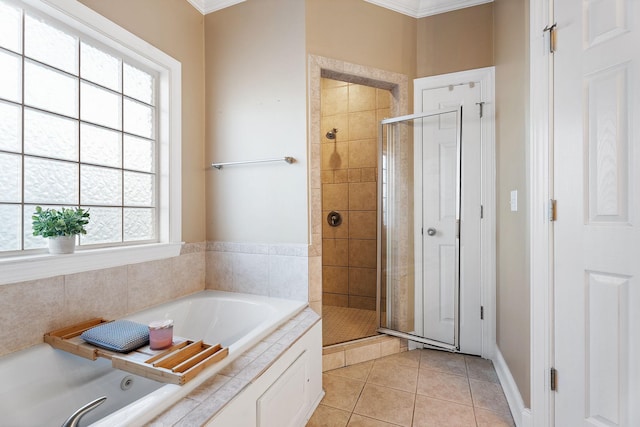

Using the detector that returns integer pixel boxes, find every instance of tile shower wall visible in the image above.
[321,78,390,311]
[0,243,206,358]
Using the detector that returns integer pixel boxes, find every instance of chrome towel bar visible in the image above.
[211,156,295,170]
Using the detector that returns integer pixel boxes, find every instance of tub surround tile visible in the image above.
[147,398,200,426]
[0,277,65,355]
[187,374,231,403]
[64,266,129,323]
[0,244,207,358]
[151,308,321,426]
[127,259,174,312]
[206,241,311,301]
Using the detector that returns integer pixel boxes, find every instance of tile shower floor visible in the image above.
[307,349,515,427]
[322,305,378,346]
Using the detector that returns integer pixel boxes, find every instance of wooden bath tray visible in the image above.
[44,318,229,385]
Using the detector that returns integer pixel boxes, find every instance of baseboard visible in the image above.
[493,346,531,427]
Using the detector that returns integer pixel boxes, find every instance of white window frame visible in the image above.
[0,0,182,285]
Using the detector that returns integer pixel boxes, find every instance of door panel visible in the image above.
[554,0,640,424]
[419,83,483,354]
[422,107,459,345]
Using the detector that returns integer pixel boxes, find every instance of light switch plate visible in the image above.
[510,190,518,212]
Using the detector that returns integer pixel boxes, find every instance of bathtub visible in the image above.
[0,290,309,426]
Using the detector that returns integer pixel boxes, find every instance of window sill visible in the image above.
[0,242,183,286]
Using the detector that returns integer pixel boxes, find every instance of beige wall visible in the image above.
[306,0,417,78]
[79,0,206,243]
[417,3,494,77]
[204,0,308,244]
[494,0,531,406]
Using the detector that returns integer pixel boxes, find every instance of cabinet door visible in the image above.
[257,351,308,427]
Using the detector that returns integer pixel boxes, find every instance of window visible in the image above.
[0,0,181,284]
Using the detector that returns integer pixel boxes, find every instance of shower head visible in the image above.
[326,128,338,140]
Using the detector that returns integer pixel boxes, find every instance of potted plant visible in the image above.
[32,206,90,254]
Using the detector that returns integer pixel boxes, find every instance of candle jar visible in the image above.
[148,319,173,350]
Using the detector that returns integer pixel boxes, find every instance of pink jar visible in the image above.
[148,319,173,350]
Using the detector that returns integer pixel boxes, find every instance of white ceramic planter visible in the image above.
[48,236,76,254]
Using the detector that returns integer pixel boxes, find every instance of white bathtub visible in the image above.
[0,290,307,427]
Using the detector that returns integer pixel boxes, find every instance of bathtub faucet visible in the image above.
[61,396,107,427]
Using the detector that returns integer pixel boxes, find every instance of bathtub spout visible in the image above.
[61,396,107,427]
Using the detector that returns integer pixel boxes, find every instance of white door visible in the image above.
[554,0,640,425]
[415,79,483,354]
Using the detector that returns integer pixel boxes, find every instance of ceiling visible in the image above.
[185,0,493,17]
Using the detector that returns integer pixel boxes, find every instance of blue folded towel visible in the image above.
[81,320,149,353]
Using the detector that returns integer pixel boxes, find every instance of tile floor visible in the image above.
[307,349,515,427]
[322,305,378,346]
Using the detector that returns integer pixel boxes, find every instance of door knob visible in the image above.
[426,227,436,236]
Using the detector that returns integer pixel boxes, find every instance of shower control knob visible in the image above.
[426,227,437,236]
[327,211,342,227]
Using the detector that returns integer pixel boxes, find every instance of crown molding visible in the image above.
[364,0,493,18]
[185,0,246,15]
[186,0,491,17]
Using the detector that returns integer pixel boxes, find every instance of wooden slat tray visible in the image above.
[44,318,229,385]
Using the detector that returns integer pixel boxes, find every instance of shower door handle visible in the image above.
[426,227,437,236]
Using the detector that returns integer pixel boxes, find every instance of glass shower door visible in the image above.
[377,107,462,351]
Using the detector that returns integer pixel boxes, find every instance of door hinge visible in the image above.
[476,101,485,118]
[550,367,558,391]
[480,306,484,320]
[456,219,460,238]
[548,199,557,221]
[543,23,557,53]
[480,204,484,219]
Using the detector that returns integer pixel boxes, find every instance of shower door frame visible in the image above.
[376,107,463,352]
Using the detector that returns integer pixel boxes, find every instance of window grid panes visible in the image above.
[0,0,158,254]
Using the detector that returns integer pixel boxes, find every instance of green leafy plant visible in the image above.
[32,206,90,238]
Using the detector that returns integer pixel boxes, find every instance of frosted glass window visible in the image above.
[81,82,122,130]
[81,165,122,206]
[123,99,153,138]
[81,123,122,168]
[0,50,22,103]
[81,207,122,245]
[25,13,78,74]
[81,42,121,92]
[24,157,78,204]
[25,61,78,117]
[2,0,163,255]
[124,171,154,206]
[24,109,78,161]
[0,204,21,251]
[124,134,154,172]
[23,204,49,250]
[124,63,154,105]
[124,208,154,241]
[0,1,22,53]
[0,100,21,153]
[0,152,21,202]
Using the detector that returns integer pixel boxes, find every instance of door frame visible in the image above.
[413,67,496,359]
[529,0,554,426]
